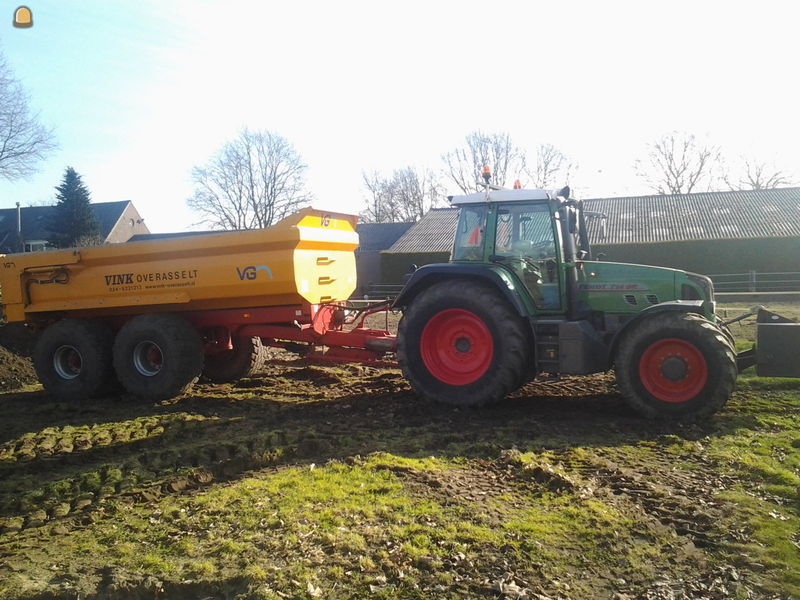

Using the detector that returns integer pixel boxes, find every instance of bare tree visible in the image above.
[636,132,722,195]
[390,166,442,221]
[361,170,396,224]
[360,166,442,223]
[187,129,311,230]
[724,157,794,190]
[0,52,57,181]
[442,131,525,193]
[523,143,572,188]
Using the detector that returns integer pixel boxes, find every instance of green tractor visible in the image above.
[393,179,799,419]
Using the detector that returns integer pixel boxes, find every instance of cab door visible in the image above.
[493,202,562,311]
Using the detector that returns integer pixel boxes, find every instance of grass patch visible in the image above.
[704,358,800,596]
[0,452,686,598]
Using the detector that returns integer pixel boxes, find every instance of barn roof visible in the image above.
[385,187,800,253]
[355,222,413,253]
[585,187,800,244]
[387,208,459,253]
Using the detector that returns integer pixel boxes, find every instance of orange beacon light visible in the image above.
[13,6,33,28]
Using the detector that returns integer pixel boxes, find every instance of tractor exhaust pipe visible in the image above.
[558,203,580,320]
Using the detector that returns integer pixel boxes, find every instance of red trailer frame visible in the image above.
[180,301,398,367]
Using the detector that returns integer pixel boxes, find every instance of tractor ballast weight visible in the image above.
[754,309,800,378]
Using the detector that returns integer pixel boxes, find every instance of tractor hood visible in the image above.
[575,260,714,316]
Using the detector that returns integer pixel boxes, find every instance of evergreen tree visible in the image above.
[48,167,101,248]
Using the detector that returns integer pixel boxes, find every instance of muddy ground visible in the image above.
[0,307,798,599]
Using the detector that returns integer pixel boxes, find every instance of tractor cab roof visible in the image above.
[448,188,558,206]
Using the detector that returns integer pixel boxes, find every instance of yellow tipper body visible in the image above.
[0,208,358,323]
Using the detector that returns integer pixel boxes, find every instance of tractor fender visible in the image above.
[392,263,531,318]
[607,300,706,368]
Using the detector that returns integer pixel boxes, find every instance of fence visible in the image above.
[356,273,800,299]
[709,271,800,293]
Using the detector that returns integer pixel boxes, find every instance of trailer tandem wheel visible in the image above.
[33,319,116,401]
[202,336,266,383]
[113,313,204,401]
[397,280,529,407]
[615,312,737,420]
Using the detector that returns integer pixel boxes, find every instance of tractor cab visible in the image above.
[450,186,584,312]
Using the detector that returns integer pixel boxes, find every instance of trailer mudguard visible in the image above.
[392,263,535,317]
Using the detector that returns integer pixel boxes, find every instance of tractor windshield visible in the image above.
[453,204,488,260]
[494,203,555,258]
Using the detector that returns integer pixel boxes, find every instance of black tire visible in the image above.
[397,280,530,407]
[615,312,737,420]
[33,319,116,401]
[202,336,266,383]
[113,313,204,401]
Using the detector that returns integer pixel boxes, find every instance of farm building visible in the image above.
[586,188,800,275]
[0,201,150,253]
[380,188,800,289]
[380,208,459,284]
[354,221,413,297]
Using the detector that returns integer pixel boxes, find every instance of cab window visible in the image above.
[453,204,488,260]
[494,203,556,260]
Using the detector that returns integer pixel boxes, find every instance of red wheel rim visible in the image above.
[420,309,493,385]
[639,338,708,403]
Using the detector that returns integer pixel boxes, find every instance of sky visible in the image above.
[0,0,798,233]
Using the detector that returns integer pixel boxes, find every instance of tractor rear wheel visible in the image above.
[33,319,116,401]
[615,312,736,419]
[202,336,266,383]
[113,314,204,401]
[397,280,529,407]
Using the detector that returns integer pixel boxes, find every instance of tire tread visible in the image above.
[397,280,529,407]
[615,312,736,420]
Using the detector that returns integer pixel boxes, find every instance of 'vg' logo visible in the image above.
[236,265,273,280]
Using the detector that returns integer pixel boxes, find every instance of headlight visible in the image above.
[683,273,714,302]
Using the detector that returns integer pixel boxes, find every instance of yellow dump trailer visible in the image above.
[0,208,394,402]
[0,208,358,323]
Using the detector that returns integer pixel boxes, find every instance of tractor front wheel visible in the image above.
[397,280,529,407]
[615,312,737,419]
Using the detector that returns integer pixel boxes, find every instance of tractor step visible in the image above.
[534,321,561,373]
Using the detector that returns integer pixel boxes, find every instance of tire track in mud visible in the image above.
[0,423,299,533]
[0,363,418,536]
[0,358,748,595]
